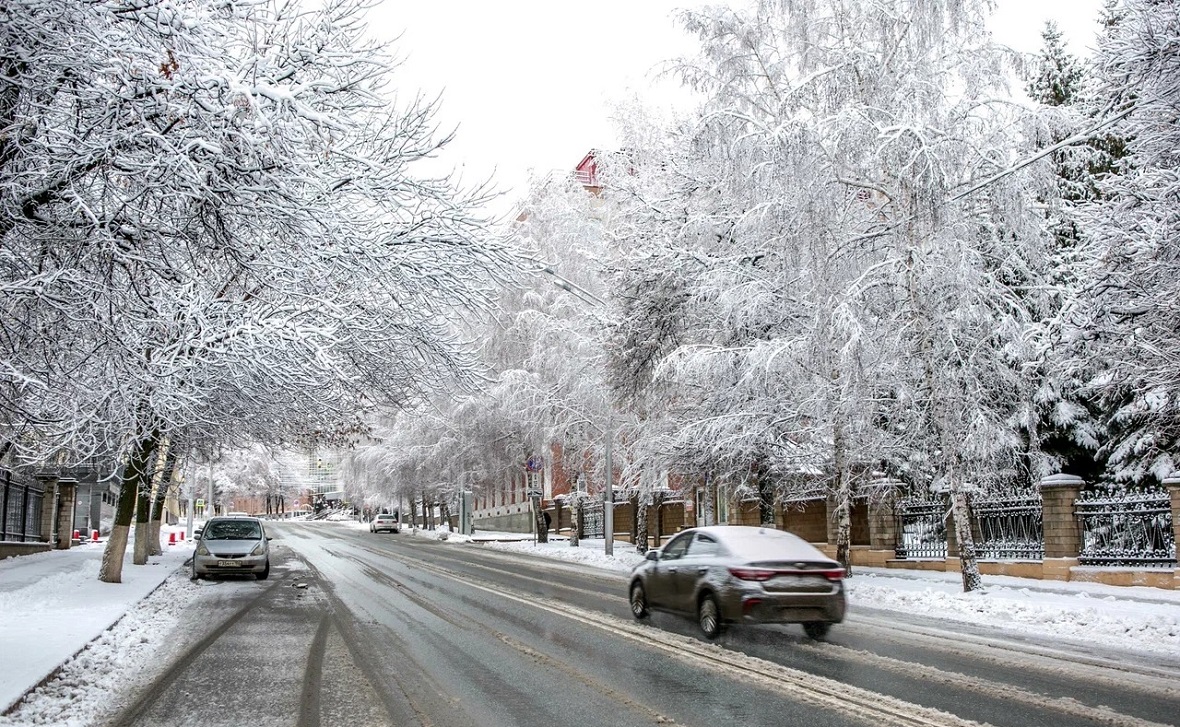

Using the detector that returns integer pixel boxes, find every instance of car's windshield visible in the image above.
[204,520,262,540]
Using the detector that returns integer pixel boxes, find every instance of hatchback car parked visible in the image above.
[370,513,399,533]
[191,516,271,580]
[628,526,846,639]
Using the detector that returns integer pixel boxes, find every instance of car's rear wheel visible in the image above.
[256,561,270,581]
[698,593,723,639]
[803,622,831,640]
[630,581,650,619]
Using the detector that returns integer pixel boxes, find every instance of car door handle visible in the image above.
[668,567,678,574]
[697,567,708,575]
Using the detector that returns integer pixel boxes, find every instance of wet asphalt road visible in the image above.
[111,523,1180,727]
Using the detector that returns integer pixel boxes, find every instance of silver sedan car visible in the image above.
[191,516,271,580]
[628,525,846,639]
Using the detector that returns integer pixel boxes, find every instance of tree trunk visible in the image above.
[950,472,983,592]
[702,474,715,526]
[635,495,649,554]
[533,497,548,543]
[833,419,853,576]
[653,491,664,548]
[100,429,160,583]
[132,455,156,565]
[568,479,581,547]
[147,445,179,557]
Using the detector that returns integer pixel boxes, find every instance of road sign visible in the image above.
[195,498,205,508]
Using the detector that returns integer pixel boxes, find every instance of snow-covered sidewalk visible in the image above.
[0,531,192,715]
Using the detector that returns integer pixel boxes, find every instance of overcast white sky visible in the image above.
[363,0,1107,218]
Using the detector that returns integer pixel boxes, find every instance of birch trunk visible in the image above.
[702,474,715,526]
[568,477,581,547]
[950,471,983,592]
[99,429,160,583]
[833,419,853,576]
[147,446,179,557]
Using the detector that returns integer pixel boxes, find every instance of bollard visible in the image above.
[73,530,80,541]
[168,531,177,545]
[91,529,100,542]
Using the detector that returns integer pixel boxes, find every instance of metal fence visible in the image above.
[582,501,604,539]
[973,493,1044,561]
[2,472,44,543]
[1076,487,1176,568]
[895,497,948,560]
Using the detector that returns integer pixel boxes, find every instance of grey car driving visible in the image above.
[628,525,846,640]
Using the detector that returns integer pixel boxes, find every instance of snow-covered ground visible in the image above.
[2,519,1178,726]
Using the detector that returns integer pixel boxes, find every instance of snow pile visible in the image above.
[846,573,1180,657]
[479,535,647,571]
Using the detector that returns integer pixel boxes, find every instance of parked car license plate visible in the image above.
[217,560,241,567]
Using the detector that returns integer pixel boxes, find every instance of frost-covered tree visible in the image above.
[1018,21,1117,485]
[0,0,511,582]
[1070,0,1180,484]
[606,0,1058,590]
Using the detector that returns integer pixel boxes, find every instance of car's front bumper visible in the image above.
[193,552,268,576]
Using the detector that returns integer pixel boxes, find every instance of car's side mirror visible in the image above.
[646,550,660,562]
[266,537,273,541]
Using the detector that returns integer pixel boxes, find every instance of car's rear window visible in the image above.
[204,520,262,540]
[719,529,826,561]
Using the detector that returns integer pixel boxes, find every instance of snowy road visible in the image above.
[100,523,1180,727]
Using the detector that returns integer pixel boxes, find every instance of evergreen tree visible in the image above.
[1070,0,1180,484]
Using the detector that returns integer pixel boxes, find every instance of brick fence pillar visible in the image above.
[55,480,77,548]
[37,475,58,545]
[1039,473,1085,582]
[1162,473,1180,589]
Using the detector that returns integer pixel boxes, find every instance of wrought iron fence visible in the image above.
[973,493,1044,560]
[2,472,45,543]
[1076,487,1176,568]
[895,497,948,560]
[582,500,604,539]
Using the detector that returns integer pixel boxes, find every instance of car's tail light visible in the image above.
[742,597,763,613]
[728,567,776,581]
[821,568,847,581]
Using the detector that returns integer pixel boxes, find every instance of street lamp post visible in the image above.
[535,262,617,556]
[603,421,613,557]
